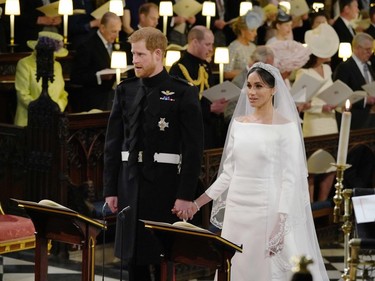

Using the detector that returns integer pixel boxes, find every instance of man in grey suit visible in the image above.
[333,33,375,129]
[70,12,121,112]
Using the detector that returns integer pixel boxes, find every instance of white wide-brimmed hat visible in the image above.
[27,31,68,57]
[307,149,337,174]
[304,23,339,59]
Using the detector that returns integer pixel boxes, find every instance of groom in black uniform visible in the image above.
[103,27,204,281]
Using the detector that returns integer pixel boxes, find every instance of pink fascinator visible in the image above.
[268,40,311,73]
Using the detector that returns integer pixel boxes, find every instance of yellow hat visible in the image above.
[27,31,68,57]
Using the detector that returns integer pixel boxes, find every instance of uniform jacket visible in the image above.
[14,53,68,126]
[169,51,226,149]
[103,69,204,263]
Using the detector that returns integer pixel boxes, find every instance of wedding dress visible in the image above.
[206,119,329,281]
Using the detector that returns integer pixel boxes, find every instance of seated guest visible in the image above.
[169,26,228,149]
[333,32,375,129]
[70,12,122,112]
[14,31,68,126]
[224,8,263,80]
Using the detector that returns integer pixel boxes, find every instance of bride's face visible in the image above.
[246,71,274,108]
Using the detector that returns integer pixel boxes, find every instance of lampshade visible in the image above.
[111,51,127,69]
[109,0,124,16]
[239,2,253,16]
[58,0,73,15]
[312,2,324,12]
[279,1,291,14]
[338,42,352,61]
[5,0,20,15]
[214,47,229,64]
[165,50,181,67]
[202,1,216,17]
[159,1,173,16]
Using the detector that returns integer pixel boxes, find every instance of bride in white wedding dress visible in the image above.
[190,63,329,281]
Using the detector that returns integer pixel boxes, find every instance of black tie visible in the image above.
[127,86,147,180]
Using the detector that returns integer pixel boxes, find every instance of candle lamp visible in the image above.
[5,0,20,48]
[279,1,291,14]
[312,2,324,12]
[111,51,127,86]
[214,47,229,84]
[338,43,352,62]
[202,1,216,29]
[333,99,352,223]
[109,0,124,16]
[165,50,181,70]
[58,0,73,46]
[239,1,253,16]
[159,1,173,35]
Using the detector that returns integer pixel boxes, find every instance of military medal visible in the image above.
[158,118,169,131]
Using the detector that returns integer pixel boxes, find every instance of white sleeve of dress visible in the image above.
[205,125,235,200]
[278,123,301,214]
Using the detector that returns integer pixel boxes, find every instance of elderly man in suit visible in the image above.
[70,12,121,112]
[331,0,359,71]
[333,33,375,129]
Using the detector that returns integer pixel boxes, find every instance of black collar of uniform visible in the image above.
[183,51,209,66]
[141,69,169,88]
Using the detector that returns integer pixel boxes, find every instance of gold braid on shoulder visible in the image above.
[178,63,209,98]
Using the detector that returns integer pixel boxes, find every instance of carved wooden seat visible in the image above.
[0,203,35,254]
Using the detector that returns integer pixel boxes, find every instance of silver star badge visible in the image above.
[158,118,169,131]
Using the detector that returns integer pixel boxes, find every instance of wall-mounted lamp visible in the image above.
[214,47,229,84]
[202,1,216,29]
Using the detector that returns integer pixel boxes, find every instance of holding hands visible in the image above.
[171,199,200,221]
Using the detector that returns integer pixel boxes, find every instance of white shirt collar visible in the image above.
[97,30,109,47]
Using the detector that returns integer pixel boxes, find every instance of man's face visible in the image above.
[354,39,374,62]
[193,32,214,61]
[139,7,159,28]
[132,40,161,78]
[99,18,122,43]
[345,0,359,21]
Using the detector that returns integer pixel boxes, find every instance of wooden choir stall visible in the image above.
[142,220,242,281]
[13,199,106,281]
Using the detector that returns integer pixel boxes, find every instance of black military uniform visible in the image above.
[169,51,227,149]
[103,68,204,279]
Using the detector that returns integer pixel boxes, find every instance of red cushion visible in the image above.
[0,215,35,241]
